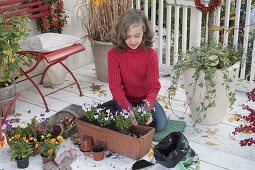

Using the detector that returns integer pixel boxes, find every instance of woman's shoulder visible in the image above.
[108,47,122,57]
[145,48,158,58]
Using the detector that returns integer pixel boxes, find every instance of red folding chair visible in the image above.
[0,93,21,144]
[0,0,85,112]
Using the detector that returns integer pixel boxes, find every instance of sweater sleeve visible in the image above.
[145,50,161,108]
[107,50,132,111]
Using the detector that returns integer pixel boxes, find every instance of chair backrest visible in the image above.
[0,0,48,32]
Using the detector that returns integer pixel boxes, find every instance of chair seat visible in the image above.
[19,43,85,63]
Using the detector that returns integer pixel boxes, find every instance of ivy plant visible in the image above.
[167,40,242,126]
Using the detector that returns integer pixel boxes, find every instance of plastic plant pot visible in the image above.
[92,145,104,161]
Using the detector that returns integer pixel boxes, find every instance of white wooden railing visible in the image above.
[134,0,255,92]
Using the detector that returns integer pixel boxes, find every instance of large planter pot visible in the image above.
[91,40,113,83]
[0,83,16,118]
[75,118,155,160]
[183,63,240,125]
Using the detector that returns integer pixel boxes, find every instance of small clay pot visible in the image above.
[41,155,55,164]
[92,145,104,161]
[80,135,93,152]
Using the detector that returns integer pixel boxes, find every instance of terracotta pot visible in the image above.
[80,135,93,152]
[75,118,155,160]
[16,157,29,169]
[92,145,104,161]
[41,155,55,164]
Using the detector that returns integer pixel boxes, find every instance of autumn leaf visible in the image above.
[207,128,219,135]
[206,141,219,147]
[241,130,253,134]
[180,84,184,89]
[164,104,171,109]
[13,113,22,117]
[228,115,240,122]
[156,96,164,101]
[43,84,54,89]
[201,135,209,138]
[89,83,103,92]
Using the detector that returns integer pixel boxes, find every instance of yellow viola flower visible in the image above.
[9,57,15,63]
[57,136,64,143]
[47,149,53,155]
[50,138,56,145]
[46,134,51,138]
[35,143,39,149]
[5,48,13,56]
[15,134,21,139]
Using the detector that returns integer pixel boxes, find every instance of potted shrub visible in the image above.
[169,40,242,126]
[0,14,34,116]
[233,88,255,146]
[78,0,132,82]
[9,134,34,168]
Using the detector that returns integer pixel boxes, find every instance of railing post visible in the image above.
[189,8,202,49]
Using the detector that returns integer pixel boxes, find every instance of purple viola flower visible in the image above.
[6,124,12,131]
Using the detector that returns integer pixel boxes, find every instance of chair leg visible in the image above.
[0,92,21,145]
[1,93,21,126]
[60,61,83,96]
[21,68,50,112]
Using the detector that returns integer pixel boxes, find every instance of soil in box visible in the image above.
[75,118,155,160]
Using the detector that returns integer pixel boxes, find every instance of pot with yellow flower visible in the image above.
[38,136,65,164]
[9,134,34,169]
[0,14,34,117]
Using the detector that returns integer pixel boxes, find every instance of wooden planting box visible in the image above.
[75,118,155,160]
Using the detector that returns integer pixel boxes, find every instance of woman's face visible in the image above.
[125,24,143,50]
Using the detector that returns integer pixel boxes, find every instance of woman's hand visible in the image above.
[129,111,138,126]
[146,116,153,125]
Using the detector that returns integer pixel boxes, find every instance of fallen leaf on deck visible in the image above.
[13,113,22,117]
[89,83,103,92]
[201,135,209,138]
[147,150,154,158]
[207,128,219,135]
[164,104,171,109]
[206,141,219,147]
[188,113,192,118]
[43,84,54,89]
[228,134,235,140]
[241,130,253,134]
[98,90,107,97]
[180,84,184,89]
[156,96,164,101]
[228,115,240,122]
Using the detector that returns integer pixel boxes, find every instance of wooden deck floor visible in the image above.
[1,63,254,170]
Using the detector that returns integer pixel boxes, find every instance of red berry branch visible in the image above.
[233,88,255,146]
[194,0,222,13]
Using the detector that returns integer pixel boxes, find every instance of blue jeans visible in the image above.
[115,100,168,132]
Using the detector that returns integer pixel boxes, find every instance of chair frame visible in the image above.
[0,0,85,112]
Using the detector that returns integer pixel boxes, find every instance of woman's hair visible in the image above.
[111,9,154,51]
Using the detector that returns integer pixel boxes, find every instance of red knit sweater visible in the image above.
[107,47,161,111]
